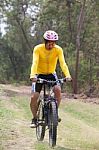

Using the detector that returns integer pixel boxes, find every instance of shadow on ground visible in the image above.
[35,141,76,150]
[56,146,75,150]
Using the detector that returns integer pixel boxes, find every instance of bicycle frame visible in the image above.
[41,82,58,125]
[36,78,68,147]
[43,82,54,98]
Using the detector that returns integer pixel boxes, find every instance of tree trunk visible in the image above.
[15,17,32,52]
[73,0,86,94]
[67,1,73,42]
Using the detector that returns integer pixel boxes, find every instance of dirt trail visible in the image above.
[0,84,38,150]
[0,84,58,150]
[0,84,99,150]
[1,128,36,150]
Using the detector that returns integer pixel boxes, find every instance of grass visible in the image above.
[0,85,99,150]
[59,100,99,149]
[0,95,36,150]
[60,100,99,129]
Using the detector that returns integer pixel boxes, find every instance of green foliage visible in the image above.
[0,0,98,95]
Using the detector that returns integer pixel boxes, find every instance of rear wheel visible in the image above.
[36,100,46,141]
[48,100,58,147]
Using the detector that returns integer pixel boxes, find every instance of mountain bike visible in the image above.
[36,78,66,147]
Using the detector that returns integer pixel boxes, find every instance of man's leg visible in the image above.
[53,85,61,107]
[53,85,61,122]
[30,92,40,118]
[30,92,40,128]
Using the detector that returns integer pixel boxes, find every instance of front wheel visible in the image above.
[36,100,46,141]
[48,100,58,147]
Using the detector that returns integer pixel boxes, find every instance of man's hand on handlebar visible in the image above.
[65,77,72,82]
[30,75,72,83]
[30,77,37,82]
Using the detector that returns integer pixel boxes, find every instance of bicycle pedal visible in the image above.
[38,121,45,126]
[58,118,61,122]
[46,127,49,131]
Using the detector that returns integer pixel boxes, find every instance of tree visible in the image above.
[0,0,98,96]
[0,0,40,81]
[73,0,86,94]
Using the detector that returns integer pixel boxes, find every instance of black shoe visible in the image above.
[30,118,37,128]
[58,117,61,122]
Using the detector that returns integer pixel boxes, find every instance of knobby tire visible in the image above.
[48,100,58,147]
[36,100,46,141]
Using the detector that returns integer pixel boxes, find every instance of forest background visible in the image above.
[0,0,99,96]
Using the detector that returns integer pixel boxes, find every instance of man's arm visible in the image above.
[30,47,39,79]
[58,48,71,78]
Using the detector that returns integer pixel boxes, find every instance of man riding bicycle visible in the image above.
[30,30,72,128]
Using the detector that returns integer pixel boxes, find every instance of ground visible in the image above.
[0,84,99,150]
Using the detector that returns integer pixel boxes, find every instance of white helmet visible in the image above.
[43,30,58,41]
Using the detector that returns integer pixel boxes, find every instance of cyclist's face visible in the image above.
[45,41,55,50]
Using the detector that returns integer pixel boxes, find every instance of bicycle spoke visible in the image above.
[48,100,58,147]
[36,100,46,141]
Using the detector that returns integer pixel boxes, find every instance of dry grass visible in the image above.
[0,84,99,150]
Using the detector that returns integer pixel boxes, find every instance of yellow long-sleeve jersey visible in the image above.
[30,44,71,78]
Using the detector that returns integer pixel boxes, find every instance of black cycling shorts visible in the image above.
[31,73,58,93]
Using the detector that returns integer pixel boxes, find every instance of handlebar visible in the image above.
[37,78,71,84]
